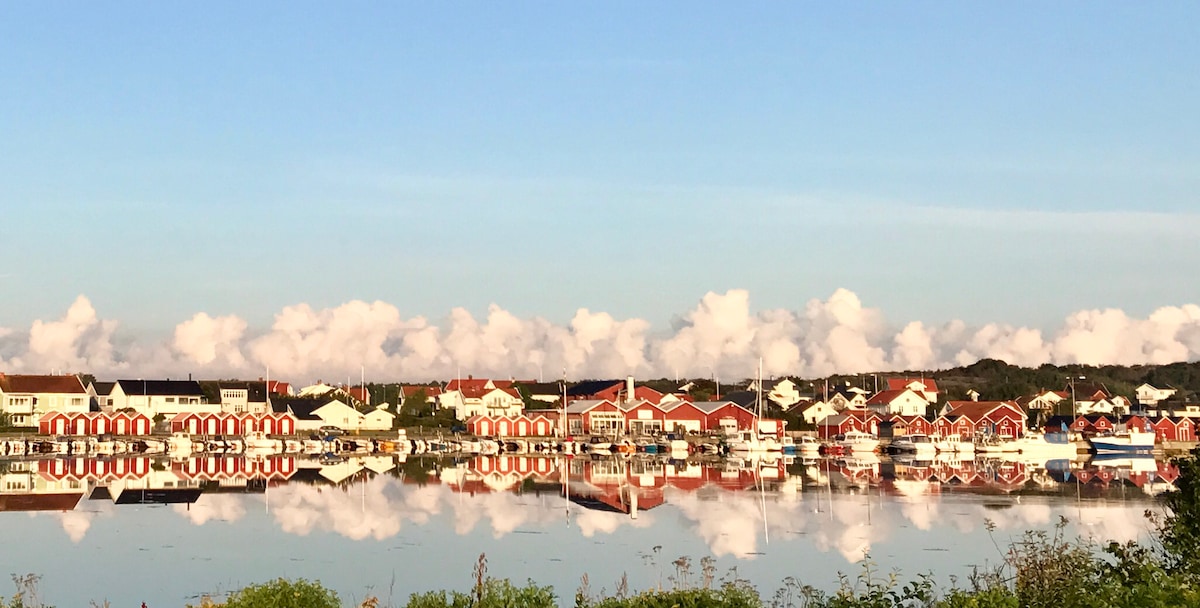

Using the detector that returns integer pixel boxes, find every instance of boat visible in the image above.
[934,434,975,454]
[244,431,283,453]
[835,431,880,453]
[888,434,936,457]
[1007,431,1079,458]
[796,435,822,456]
[727,430,782,453]
[1090,428,1156,454]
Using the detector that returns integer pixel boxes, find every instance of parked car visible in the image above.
[318,425,346,436]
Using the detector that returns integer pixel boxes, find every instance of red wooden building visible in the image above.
[38,411,152,436]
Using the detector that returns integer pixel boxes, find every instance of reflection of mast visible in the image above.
[757,457,768,545]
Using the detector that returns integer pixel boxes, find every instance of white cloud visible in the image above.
[5,291,1200,383]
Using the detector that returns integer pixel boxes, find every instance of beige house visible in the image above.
[0,374,90,428]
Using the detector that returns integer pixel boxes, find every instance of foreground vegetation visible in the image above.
[7,449,1200,607]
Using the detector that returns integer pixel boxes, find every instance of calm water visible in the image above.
[0,453,1174,607]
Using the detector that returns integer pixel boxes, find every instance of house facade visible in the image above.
[0,374,89,428]
[1135,384,1178,406]
[109,380,215,419]
[864,389,928,417]
[940,401,1026,439]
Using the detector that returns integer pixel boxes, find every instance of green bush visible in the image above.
[219,578,339,608]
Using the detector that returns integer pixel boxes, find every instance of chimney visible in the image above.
[626,376,635,404]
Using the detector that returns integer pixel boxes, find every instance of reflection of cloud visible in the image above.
[174,493,247,525]
[57,510,95,543]
[669,490,767,558]
[139,469,1162,570]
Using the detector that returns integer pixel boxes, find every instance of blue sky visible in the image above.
[3,3,1197,334]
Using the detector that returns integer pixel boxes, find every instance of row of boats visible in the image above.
[820,428,1159,458]
[0,427,1159,461]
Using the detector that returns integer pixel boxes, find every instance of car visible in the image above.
[318,425,346,436]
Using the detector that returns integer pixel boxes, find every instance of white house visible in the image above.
[1076,395,1131,417]
[0,374,90,428]
[109,379,217,419]
[865,389,928,417]
[790,399,839,426]
[747,378,803,409]
[1135,383,1178,406]
[827,387,869,411]
[886,378,940,404]
[362,405,396,431]
[1017,390,1068,412]
[203,381,270,415]
[441,386,524,421]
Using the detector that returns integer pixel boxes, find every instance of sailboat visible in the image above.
[727,359,783,453]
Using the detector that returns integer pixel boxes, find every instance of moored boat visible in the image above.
[1090,428,1156,454]
[835,431,879,453]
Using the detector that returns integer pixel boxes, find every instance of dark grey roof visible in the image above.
[514,381,565,396]
[115,379,205,397]
[721,390,758,408]
[92,382,115,396]
[566,380,623,397]
[271,396,324,420]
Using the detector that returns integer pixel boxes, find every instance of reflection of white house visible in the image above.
[0,374,89,428]
[109,380,217,419]
[865,389,928,417]
[1136,383,1178,406]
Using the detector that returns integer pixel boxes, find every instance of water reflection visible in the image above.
[0,452,1178,606]
[2,453,1174,547]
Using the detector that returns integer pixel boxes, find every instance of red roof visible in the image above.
[446,378,496,392]
[401,385,442,398]
[0,374,86,394]
[886,378,939,393]
[865,389,909,405]
[266,380,290,394]
[943,401,1024,422]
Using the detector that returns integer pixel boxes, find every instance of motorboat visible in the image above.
[835,431,880,453]
[888,434,936,457]
[727,430,782,453]
[1090,428,1156,454]
[796,435,822,456]
[934,434,975,454]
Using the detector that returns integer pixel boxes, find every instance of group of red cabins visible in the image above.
[37,411,298,437]
[818,400,1200,442]
[466,398,769,438]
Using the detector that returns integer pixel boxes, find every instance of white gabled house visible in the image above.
[441,385,524,421]
[789,399,838,425]
[827,386,869,411]
[747,378,803,409]
[362,405,396,431]
[1135,383,1178,406]
[886,378,940,404]
[865,388,928,417]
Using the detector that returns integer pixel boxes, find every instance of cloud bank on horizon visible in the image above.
[3,289,1200,383]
